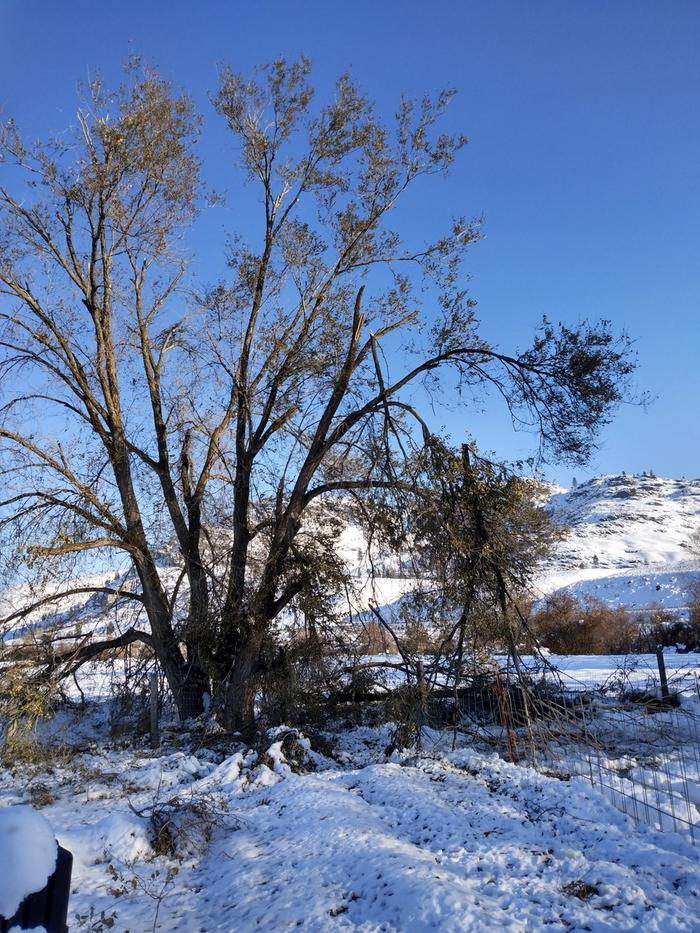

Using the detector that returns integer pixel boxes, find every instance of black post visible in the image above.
[1,845,73,933]
[656,645,669,700]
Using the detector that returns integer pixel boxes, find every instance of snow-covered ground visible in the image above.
[531,651,700,694]
[1,719,699,932]
[535,563,700,615]
[546,474,700,570]
[3,474,700,929]
[2,649,700,930]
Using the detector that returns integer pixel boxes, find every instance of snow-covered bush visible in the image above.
[636,605,700,652]
[146,793,223,860]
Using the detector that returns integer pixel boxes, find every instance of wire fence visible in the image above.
[550,693,700,844]
[431,659,700,846]
[90,644,700,846]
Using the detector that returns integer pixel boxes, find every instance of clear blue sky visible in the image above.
[1,0,698,487]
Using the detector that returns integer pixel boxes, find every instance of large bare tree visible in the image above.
[0,59,634,731]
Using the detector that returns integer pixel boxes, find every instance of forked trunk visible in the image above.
[149,620,208,721]
[135,557,208,722]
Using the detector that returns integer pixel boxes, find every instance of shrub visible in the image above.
[145,792,224,860]
[531,594,636,654]
[358,621,392,655]
[0,661,57,763]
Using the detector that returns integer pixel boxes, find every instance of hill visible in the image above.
[536,473,700,616]
[4,472,700,645]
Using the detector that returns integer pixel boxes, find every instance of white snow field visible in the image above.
[1,720,699,932]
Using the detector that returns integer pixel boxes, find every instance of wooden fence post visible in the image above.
[416,659,427,748]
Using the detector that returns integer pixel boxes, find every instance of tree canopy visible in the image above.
[0,58,635,731]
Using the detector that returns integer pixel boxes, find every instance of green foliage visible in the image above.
[370,438,557,652]
[518,319,638,463]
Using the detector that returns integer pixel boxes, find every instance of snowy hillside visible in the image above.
[336,472,700,617]
[337,472,700,617]
[536,473,700,614]
[4,473,700,645]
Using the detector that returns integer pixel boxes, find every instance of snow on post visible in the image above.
[0,805,58,920]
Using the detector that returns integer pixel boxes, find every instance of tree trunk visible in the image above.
[221,633,263,737]
[176,657,210,720]
[133,555,207,721]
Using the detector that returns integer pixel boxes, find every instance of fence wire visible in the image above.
[148,649,700,845]
[429,661,700,846]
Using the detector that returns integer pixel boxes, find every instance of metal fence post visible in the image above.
[655,646,669,700]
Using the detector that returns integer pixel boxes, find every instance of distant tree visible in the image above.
[688,528,700,558]
[571,477,578,488]
[0,59,636,732]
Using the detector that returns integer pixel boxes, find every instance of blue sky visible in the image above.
[1,0,698,487]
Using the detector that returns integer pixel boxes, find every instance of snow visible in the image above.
[546,474,700,568]
[537,474,700,614]
[0,805,57,919]
[528,651,700,693]
[537,563,700,617]
[0,724,698,931]
[2,473,700,928]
